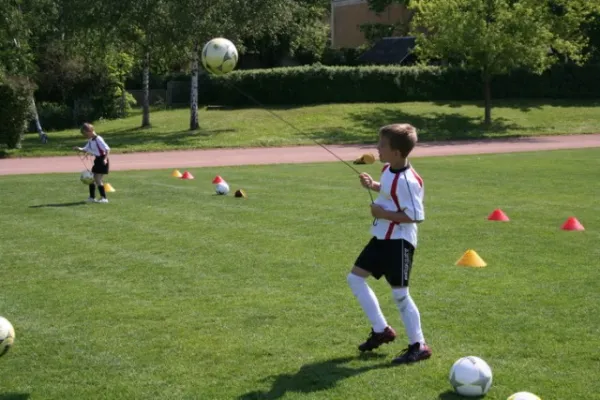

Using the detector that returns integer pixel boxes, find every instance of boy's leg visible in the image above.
[385,240,431,364]
[95,174,106,198]
[349,238,396,351]
[94,174,108,202]
[88,183,96,201]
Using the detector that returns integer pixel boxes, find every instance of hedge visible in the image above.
[0,76,34,149]
[164,63,600,106]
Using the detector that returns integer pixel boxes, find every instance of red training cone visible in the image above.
[181,171,194,180]
[561,217,585,231]
[212,175,224,184]
[488,209,510,222]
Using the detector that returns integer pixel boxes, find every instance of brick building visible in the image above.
[330,0,412,48]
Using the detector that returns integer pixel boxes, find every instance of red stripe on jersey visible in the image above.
[385,172,402,239]
[93,138,106,156]
[381,164,390,173]
[384,223,396,239]
[410,167,423,187]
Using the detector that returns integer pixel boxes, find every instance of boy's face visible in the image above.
[81,127,93,138]
[377,134,400,163]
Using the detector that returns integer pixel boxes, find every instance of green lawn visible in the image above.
[1,148,599,399]
[3,99,600,158]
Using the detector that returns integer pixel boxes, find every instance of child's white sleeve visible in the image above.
[97,137,110,152]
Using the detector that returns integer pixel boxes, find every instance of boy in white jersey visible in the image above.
[348,123,431,365]
[72,123,111,203]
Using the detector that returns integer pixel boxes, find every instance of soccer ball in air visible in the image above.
[449,356,493,397]
[215,182,230,195]
[507,392,542,400]
[80,170,94,185]
[201,37,239,75]
[0,316,15,357]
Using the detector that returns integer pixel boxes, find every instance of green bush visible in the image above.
[37,102,72,131]
[0,76,34,149]
[191,63,600,106]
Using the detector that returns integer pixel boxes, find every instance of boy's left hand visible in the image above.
[370,204,387,219]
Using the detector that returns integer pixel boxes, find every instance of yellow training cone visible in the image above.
[455,249,487,268]
[172,169,183,178]
[352,153,376,165]
[362,153,376,164]
[104,183,116,192]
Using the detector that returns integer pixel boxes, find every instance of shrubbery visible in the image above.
[177,63,600,106]
[0,76,34,149]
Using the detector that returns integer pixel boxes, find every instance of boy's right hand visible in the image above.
[359,173,373,189]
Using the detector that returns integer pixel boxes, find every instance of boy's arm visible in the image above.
[369,181,381,192]
[370,178,424,223]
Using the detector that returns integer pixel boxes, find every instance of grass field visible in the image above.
[1,148,599,400]
[3,99,600,158]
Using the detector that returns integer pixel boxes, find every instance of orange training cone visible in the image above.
[561,217,585,231]
[456,249,487,268]
[212,175,224,184]
[104,183,116,192]
[181,171,194,180]
[171,169,183,178]
[488,209,509,221]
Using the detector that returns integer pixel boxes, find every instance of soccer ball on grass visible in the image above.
[201,37,239,75]
[449,356,493,397]
[0,316,15,357]
[80,170,94,185]
[215,182,230,195]
[507,392,542,400]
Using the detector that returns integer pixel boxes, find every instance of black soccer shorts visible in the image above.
[354,237,415,287]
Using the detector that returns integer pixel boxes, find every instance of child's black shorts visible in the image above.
[91,156,109,175]
[354,237,415,287]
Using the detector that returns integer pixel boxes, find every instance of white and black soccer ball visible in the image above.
[449,356,493,397]
[80,170,94,185]
[0,316,15,357]
[201,37,239,76]
[507,392,542,400]
[215,182,230,195]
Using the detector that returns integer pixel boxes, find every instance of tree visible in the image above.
[241,0,330,67]
[100,0,174,128]
[409,0,596,126]
[0,0,50,143]
[360,0,415,43]
[172,0,292,131]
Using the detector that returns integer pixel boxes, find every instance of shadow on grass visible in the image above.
[305,107,534,145]
[29,201,87,208]
[5,127,239,158]
[0,394,30,400]
[430,98,600,113]
[237,354,395,400]
[438,390,486,399]
[103,128,238,146]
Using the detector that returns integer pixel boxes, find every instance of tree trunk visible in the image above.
[189,41,199,131]
[120,77,127,118]
[483,73,492,127]
[29,95,48,143]
[141,50,151,127]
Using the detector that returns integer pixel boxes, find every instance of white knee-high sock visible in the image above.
[347,273,388,332]
[392,287,425,345]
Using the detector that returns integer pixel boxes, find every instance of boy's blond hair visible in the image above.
[379,123,418,158]
[80,122,95,134]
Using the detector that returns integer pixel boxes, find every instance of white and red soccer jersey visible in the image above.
[83,135,110,157]
[371,163,424,247]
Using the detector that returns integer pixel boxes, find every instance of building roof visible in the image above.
[357,36,417,65]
